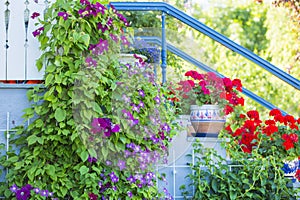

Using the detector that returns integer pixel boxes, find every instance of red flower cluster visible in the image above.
[225,108,300,153]
[173,70,244,115]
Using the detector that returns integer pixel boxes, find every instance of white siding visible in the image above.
[0,1,46,80]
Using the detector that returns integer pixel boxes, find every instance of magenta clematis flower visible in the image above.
[88,155,97,163]
[89,193,98,200]
[109,33,118,43]
[58,12,69,20]
[97,23,108,33]
[107,17,113,26]
[32,27,44,37]
[31,12,40,19]
[93,2,106,15]
[80,0,90,5]
[90,117,120,137]
[121,36,130,46]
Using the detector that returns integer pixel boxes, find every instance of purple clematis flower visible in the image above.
[10,184,18,193]
[85,57,97,68]
[40,190,49,197]
[138,101,145,108]
[138,89,145,97]
[33,188,40,194]
[58,12,69,20]
[117,160,126,170]
[161,123,171,132]
[131,104,140,113]
[126,175,136,183]
[15,185,32,200]
[109,172,119,183]
[88,155,97,163]
[127,191,133,198]
[153,96,160,104]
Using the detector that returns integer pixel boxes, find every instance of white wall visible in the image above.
[0,1,46,80]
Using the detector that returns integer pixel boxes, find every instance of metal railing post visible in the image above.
[161,12,167,84]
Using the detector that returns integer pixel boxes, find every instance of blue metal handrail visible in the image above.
[141,36,287,115]
[111,2,300,90]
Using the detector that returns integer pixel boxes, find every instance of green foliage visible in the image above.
[0,0,178,199]
[181,140,300,200]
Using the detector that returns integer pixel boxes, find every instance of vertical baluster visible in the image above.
[4,0,10,81]
[6,112,10,175]
[161,12,167,84]
[24,0,30,82]
[44,0,50,18]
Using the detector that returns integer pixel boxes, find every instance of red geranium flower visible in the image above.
[246,110,260,120]
[269,108,282,117]
[295,169,300,181]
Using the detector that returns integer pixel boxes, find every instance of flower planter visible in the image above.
[190,104,226,137]
[119,53,147,64]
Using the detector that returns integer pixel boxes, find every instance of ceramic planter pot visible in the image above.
[190,104,226,137]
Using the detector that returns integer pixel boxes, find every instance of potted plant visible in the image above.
[224,108,300,175]
[180,108,300,199]
[171,70,244,137]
